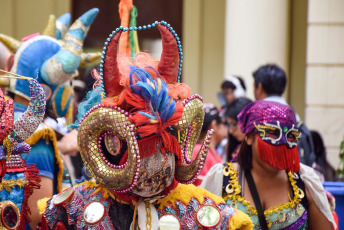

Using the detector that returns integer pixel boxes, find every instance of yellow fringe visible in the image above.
[37,197,50,215]
[157,184,225,210]
[228,209,254,230]
[25,127,64,193]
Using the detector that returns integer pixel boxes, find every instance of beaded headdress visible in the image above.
[238,100,300,172]
[78,21,212,193]
[0,9,99,123]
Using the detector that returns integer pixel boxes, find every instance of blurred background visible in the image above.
[0,0,343,172]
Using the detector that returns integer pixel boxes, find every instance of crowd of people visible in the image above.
[0,1,340,230]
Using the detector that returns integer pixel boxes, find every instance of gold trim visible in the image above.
[0,200,20,229]
[64,34,83,45]
[0,69,32,80]
[223,163,303,217]
[0,178,28,192]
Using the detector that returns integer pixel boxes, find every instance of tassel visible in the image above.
[19,162,41,230]
[256,134,300,172]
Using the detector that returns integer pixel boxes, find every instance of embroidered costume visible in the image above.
[0,76,46,229]
[40,5,253,228]
[0,9,100,194]
[201,101,336,229]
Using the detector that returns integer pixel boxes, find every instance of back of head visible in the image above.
[310,130,326,161]
[224,97,252,121]
[253,64,287,96]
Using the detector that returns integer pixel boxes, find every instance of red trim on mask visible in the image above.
[256,134,300,172]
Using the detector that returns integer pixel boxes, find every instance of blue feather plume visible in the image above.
[129,66,177,123]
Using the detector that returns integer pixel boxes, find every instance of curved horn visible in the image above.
[0,34,22,53]
[175,130,213,183]
[0,89,14,142]
[42,15,57,37]
[80,52,101,67]
[56,13,71,40]
[78,105,140,191]
[173,95,210,183]
[157,23,180,84]
[40,8,99,86]
[103,30,123,97]
[9,79,46,145]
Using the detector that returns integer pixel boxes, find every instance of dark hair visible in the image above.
[221,80,236,90]
[311,130,338,181]
[236,138,252,170]
[224,97,252,161]
[253,64,287,96]
[221,75,246,91]
[202,105,221,133]
[224,97,252,121]
[237,76,246,91]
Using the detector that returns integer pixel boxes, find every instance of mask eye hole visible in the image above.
[287,131,300,143]
[100,132,127,165]
[104,133,121,156]
[265,129,280,139]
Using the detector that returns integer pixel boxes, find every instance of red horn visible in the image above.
[157,23,179,84]
[103,30,123,97]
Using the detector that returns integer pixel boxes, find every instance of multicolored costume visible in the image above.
[201,101,336,229]
[41,17,253,230]
[0,9,99,193]
[0,76,46,229]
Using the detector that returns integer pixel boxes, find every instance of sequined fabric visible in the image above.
[237,101,296,135]
[10,79,46,145]
[78,105,140,191]
[175,95,204,163]
[0,89,13,143]
[44,184,115,230]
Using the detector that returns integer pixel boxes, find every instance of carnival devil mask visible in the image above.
[237,100,300,172]
[78,21,212,195]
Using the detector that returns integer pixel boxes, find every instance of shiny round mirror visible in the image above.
[1,204,19,230]
[104,133,121,156]
[196,205,221,228]
[159,214,181,230]
[83,201,105,225]
[53,187,74,205]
